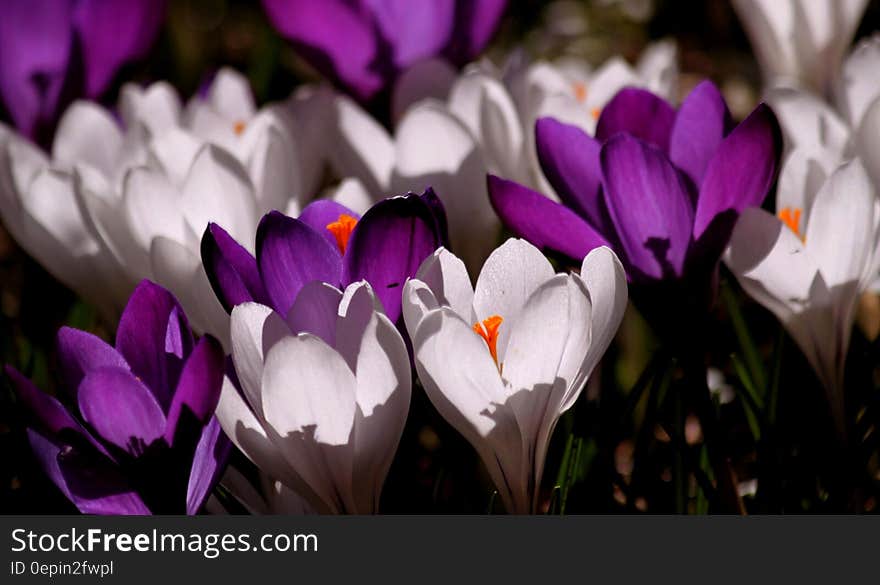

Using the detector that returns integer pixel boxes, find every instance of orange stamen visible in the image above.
[573,81,588,103]
[473,315,503,368]
[233,120,246,135]
[590,107,601,120]
[778,206,804,240]
[326,213,358,253]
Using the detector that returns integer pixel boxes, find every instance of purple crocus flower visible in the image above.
[5,280,230,515]
[0,0,166,143]
[261,0,507,105]
[201,190,448,325]
[488,81,782,338]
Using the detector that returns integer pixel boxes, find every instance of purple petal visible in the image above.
[342,192,443,322]
[287,281,343,346]
[72,0,166,98]
[186,417,232,515]
[669,80,732,190]
[362,0,455,68]
[201,223,269,313]
[164,336,226,447]
[419,187,451,248]
[692,103,782,241]
[115,280,187,409]
[535,117,610,229]
[600,134,694,280]
[0,0,74,138]
[56,327,128,396]
[256,211,343,316]
[488,175,609,264]
[261,0,385,102]
[445,0,507,64]
[595,87,676,152]
[77,367,167,457]
[6,366,93,445]
[298,199,361,251]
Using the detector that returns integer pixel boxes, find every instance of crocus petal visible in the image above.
[186,417,232,515]
[668,80,732,189]
[78,367,167,457]
[535,117,606,227]
[164,336,226,446]
[488,175,609,263]
[366,0,455,69]
[262,0,384,102]
[692,103,782,241]
[331,95,395,195]
[201,223,269,312]
[600,134,694,280]
[119,81,181,135]
[56,327,129,394]
[237,112,303,215]
[229,302,289,414]
[837,33,880,127]
[256,211,342,316]
[595,87,676,152]
[342,193,443,323]
[52,101,123,176]
[298,199,360,251]
[286,281,343,347]
[445,0,508,64]
[392,58,458,123]
[411,247,475,323]
[261,334,357,513]
[856,98,880,188]
[202,67,256,123]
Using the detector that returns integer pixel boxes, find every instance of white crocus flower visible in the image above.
[725,160,880,438]
[402,240,627,513]
[215,281,411,514]
[732,0,868,98]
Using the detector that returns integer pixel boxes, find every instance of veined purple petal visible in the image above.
[201,223,269,313]
[488,175,609,264]
[164,336,226,447]
[342,192,443,322]
[186,417,232,515]
[535,117,608,229]
[256,211,343,316]
[56,327,128,395]
[692,103,782,241]
[445,0,507,65]
[595,88,676,152]
[600,134,694,280]
[116,280,186,409]
[77,367,167,458]
[298,199,361,251]
[419,187,451,249]
[261,0,385,102]
[28,428,152,515]
[669,80,732,190]
[0,0,74,139]
[72,0,166,98]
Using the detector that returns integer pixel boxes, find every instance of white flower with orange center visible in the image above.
[402,239,627,513]
[725,159,880,438]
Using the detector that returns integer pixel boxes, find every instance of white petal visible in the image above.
[230,302,290,415]
[261,334,357,513]
[855,97,880,189]
[148,128,203,187]
[284,85,336,199]
[412,246,475,321]
[335,281,382,371]
[123,167,189,257]
[286,280,343,347]
[331,94,394,195]
[393,101,497,271]
[776,147,836,227]
[392,58,457,123]
[401,278,440,341]
[52,101,122,176]
[327,177,373,215]
[206,67,256,123]
[766,88,849,156]
[837,34,880,126]
[180,145,258,249]
[473,238,555,361]
[236,111,302,214]
[119,81,182,135]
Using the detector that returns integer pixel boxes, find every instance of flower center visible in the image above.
[778,206,804,241]
[572,81,588,103]
[233,120,246,135]
[473,315,503,370]
[590,107,601,121]
[326,213,358,253]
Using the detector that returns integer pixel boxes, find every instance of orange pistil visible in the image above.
[326,213,358,253]
[778,206,804,241]
[573,81,588,103]
[473,315,503,368]
[233,120,247,135]
[590,107,601,121]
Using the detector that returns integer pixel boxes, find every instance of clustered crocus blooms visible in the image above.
[402,240,627,513]
[0,0,166,144]
[201,190,448,327]
[261,0,507,108]
[488,81,782,340]
[216,281,411,514]
[725,160,880,438]
[5,280,229,514]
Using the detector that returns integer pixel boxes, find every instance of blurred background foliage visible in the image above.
[3,0,880,514]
